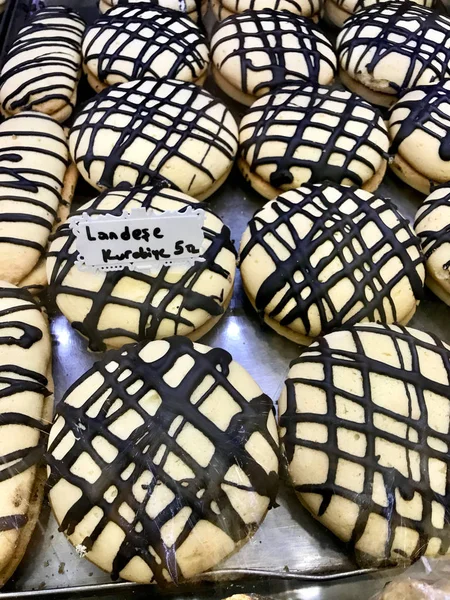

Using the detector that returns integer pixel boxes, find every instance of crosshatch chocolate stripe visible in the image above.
[415,187,450,270]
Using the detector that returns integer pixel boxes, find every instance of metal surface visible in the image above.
[1,0,450,598]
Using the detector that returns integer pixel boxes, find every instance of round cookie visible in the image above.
[47,336,279,584]
[99,0,206,23]
[82,5,209,93]
[69,78,238,200]
[388,82,450,195]
[337,2,450,107]
[239,183,425,345]
[0,7,85,122]
[325,0,436,29]
[47,184,237,352]
[211,0,322,21]
[210,10,337,106]
[239,83,389,200]
[415,186,450,306]
[279,323,450,565]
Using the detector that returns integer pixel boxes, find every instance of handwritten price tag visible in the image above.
[69,206,206,273]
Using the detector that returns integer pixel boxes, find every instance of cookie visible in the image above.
[380,579,450,600]
[69,79,238,200]
[212,0,321,21]
[99,0,206,22]
[47,184,237,351]
[0,7,85,123]
[325,0,436,29]
[0,283,52,587]
[239,83,389,200]
[388,82,450,195]
[47,336,279,584]
[82,5,210,93]
[337,2,450,107]
[279,323,450,565]
[0,112,77,286]
[415,186,450,306]
[210,10,337,106]
[239,183,425,345]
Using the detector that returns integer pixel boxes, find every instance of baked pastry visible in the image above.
[388,82,450,195]
[82,5,210,93]
[325,0,436,29]
[99,0,207,22]
[69,79,238,200]
[0,0,6,15]
[239,83,389,199]
[337,2,450,107]
[0,112,76,288]
[0,283,52,587]
[415,186,450,306]
[47,184,237,351]
[239,183,425,345]
[380,578,450,600]
[47,336,279,584]
[210,10,337,106]
[212,0,322,21]
[0,7,85,122]
[279,323,450,566]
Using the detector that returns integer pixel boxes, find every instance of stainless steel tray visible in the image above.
[1,0,450,597]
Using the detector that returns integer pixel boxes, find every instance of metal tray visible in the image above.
[1,0,450,597]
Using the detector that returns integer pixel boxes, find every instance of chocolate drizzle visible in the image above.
[47,336,279,583]
[334,0,435,15]
[69,78,238,196]
[0,7,85,116]
[415,186,450,270]
[83,5,209,86]
[0,112,69,264]
[240,183,425,337]
[223,0,321,17]
[280,324,450,562]
[102,0,203,23]
[48,184,237,352]
[211,10,337,97]
[337,2,450,96]
[0,286,50,534]
[240,83,389,189]
[390,82,450,161]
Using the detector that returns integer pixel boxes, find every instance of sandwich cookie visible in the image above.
[0,112,76,288]
[415,186,450,306]
[0,283,52,586]
[210,10,337,106]
[239,183,425,345]
[239,83,389,200]
[337,2,450,107]
[212,0,322,21]
[69,78,238,200]
[47,184,237,352]
[279,323,450,565]
[0,7,85,122]
[388,82,450,195]
[82,5,209,93]
[99,0,207,23]
[325,0,436,29]
[47,336,279,584]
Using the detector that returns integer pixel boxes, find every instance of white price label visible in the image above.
[69,206,206,273]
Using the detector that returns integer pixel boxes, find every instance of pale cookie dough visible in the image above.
[82,5,209,92]
[47,184,237,351]
[0,112,76,286]
[212,0,321,21]
[239,183,425,345]
[0,0,5,15]
[47,336,279,584]
[239,83,389,199]
[380,579,450,600]
[279,323,450,566]
[0,7,85,122]
[0,283,52,587]
[325,0,435,29]
[99,0,207,22]
[415,186,450,306]
[337,2,450,107]
[210,10,337,106]
[69,78,238,200]
[388,82,450,195]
